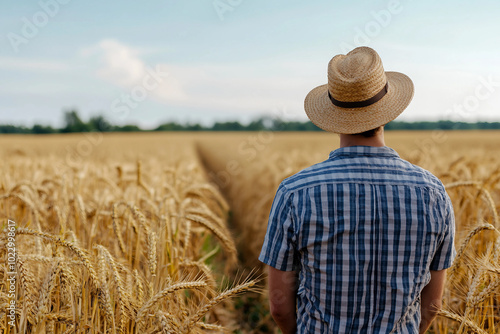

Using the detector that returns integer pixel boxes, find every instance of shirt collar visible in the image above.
[329,146,400,160]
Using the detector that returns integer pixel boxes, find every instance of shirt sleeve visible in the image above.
[430,194,456,271]
[258,183,298,271]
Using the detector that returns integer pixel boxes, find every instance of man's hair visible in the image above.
[352,126,382,138]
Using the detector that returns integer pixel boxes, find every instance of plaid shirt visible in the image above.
[259,146,456,333]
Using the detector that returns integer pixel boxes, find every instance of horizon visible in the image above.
[1,0,500,128]
[3,109,500,134]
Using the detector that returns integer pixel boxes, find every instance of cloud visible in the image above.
[84,39,187,102]
[81,39,312,119]
[96,39,146,86]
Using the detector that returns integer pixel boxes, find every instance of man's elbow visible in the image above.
[422,298,442,317]
[269,300,295,323]
[270,309,286,323]
[270,308,295,327]
[270,302,288,319]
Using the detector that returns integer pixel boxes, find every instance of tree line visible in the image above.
[2,110,500,134]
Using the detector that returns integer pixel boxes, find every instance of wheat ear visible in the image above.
[445,182,499,227]
[36,259,62,321]
[156,311,181,333]
[95,244,131,333]
[438,308,487,334]
[183,279,257,332]
[448,223,497,281]
[186,213,237,263]
[95,245,114,326]
[197,322,229,333]
[133,269,145,304]
[136,280,207,331]
[17,228,99,290]
[147,231,158,276]
[17,254,38,326]
[468,254,500,306]
[184,183,230,212]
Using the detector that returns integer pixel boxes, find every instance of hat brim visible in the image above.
[304,71,414,134]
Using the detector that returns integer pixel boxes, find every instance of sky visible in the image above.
[1,0,499,129]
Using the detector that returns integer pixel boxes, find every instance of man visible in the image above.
[259,47,456,333]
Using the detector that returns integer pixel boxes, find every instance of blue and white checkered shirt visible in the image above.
[259,146,456,333]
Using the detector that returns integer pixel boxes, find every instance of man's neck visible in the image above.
[339,130,386,148]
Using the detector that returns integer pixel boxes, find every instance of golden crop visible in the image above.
[199,131,500,334]
[0,133,255,334]
[1,131,499,333]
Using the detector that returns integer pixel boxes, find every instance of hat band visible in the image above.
[328,83,388,108]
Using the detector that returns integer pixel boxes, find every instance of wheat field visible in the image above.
[1,131,500,333]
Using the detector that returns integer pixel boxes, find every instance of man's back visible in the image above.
[259,145,455,333]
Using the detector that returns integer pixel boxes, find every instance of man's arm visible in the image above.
[419,269,447,333]
[268,266,298,334]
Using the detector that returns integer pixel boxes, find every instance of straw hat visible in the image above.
[304,46,414,134]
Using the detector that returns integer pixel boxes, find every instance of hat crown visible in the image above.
[328,47,387,103]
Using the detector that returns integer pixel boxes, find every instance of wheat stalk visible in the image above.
[438,308,487,334]
[156,311,181,333]
[448,223,497,281]
[96,245,114,326]
[183,278,257,332]
[16,228,99,290]
[445,182,499,227]
[136,280,207,331]
[95,244,131,333]
[36,259,62,321]
[112,203,127,255]
[185,213,236,263]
